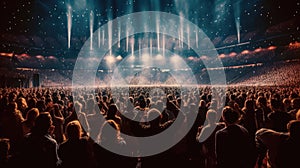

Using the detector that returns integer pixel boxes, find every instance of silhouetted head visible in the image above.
[98,120,121,144]
[32,112,52,135]
[244,99,254,111]
[74,101,83,112]
[291,98,300,109]
[287,120,300,141]
[222,106,240,125]
[206,109,217,124]
[256,96,267,107]
[107,104,118,117]
[25,108,39,122]
[66,120,82,140]
[147,108,162,126]
[0,138,10,161]
[270,98,282,111]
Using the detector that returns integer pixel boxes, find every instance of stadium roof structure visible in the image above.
[0,0,299,61]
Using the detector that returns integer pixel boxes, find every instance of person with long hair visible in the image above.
[197,109,225,168]
[21,108,39,136]
[59,120,95,168]
[20,112,60,168]
[94,120,136,168]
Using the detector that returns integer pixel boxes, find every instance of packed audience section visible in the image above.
[0,85,299,167]
[1,0,300,168]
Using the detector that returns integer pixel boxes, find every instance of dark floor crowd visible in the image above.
[0,86,300,168]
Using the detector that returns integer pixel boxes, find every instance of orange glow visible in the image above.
[268,46,277,50]
[20,53,29,57]
[289,41,300,49]
[218,54,226,58]
[36,55,44,59]
[105,55,116,64]
[229,52,237,57]
[241,50,250,55]
[188,56,194,60]
[0,52,13,57]
[48,56,56,59]
[156,54,164,61]
[254,48,263,52]
[116,55,122,61]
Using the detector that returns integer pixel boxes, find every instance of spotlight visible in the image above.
[116,55,122,61]
[155,54,164,61]
[105,55,116,64]
[127,55,135,62]
[229,52,237,57]
[218,54,226,58]
[241,50,250,55]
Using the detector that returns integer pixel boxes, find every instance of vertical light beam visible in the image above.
[233,1,241,43]
[187,25,190,48]
[98,22,101,48]
[156,15,160,50]
[150,38,153,57]
[162,34,165,57]
[195,26,199,48]
[108,20,112,55]
[126,25,129,52]
[179,12,184,48]
[118,22,121,48]
[67,5,72,49]
[131,37,134,57]
[89,10,94,50]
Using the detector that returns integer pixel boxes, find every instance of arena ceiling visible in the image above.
[0,0,299,59]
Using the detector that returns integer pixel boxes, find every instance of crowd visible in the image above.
[6,58,299,89]
[237,60,300,86]
[0,85,299,168]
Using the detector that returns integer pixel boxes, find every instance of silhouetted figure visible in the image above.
[267,99,291,132]
[277,120,300,168]
[0,138,12,168]
[94,120,136,168]
[21,108,39,136]
[105,104,122,128]
[59,120,95,168]
[0,102,24,154]
[240,99,258,139]
[20,112,60,168]
[197,109,225,168]
[288,98,300,119]
[256,120,300,168]
[255,96,272,129]
[215,106,257,168]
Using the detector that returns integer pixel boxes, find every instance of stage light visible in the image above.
[254,48,262,53]
[21,53,29,57]
[289,41,300,49]
[141,53,151,66]
[116,55,122,61]
[218,53,226,58]
[268,46,277,50]
[229,52,237,57]
[241,50,250,55]
[155,54,164,61]
[0,53,13,57]
[188,56,194,60]
[171,54,181,63]
[48,56,57,60]
[105,55,116,64]
[36,55,45,60]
